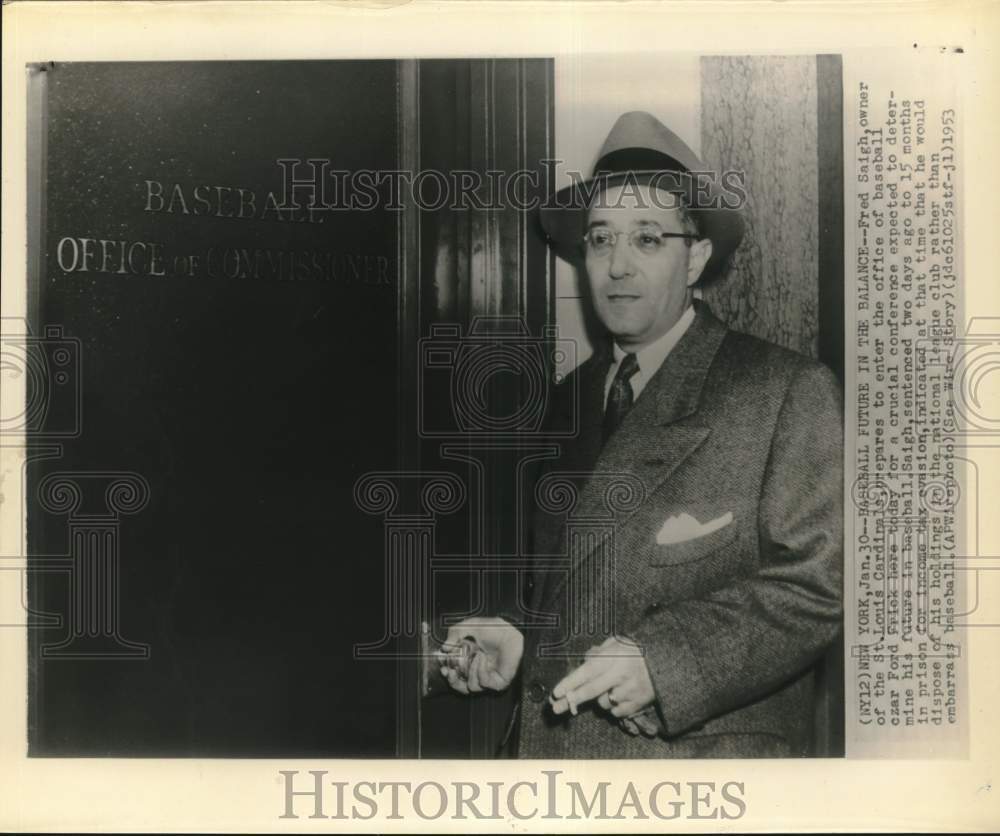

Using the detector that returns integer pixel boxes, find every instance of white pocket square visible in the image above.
[656,511,733,545]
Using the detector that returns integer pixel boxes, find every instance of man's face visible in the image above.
[584,184,711,350]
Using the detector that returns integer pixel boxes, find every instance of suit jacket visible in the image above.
[515,301,843,758]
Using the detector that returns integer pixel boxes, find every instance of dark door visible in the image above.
[27,60,402,756]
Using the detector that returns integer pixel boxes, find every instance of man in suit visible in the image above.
[439,111,843,758]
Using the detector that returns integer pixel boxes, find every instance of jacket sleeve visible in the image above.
[629,362,844,736]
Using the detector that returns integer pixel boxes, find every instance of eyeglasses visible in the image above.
[581,227,700,257]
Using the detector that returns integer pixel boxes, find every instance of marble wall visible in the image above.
[700,55,820,359]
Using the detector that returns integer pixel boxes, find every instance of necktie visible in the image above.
[603,352,640,443]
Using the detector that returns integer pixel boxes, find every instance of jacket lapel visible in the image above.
[541,303,728,607]
[531,341,608,556]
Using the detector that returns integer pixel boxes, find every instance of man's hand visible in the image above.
[436,617,524,694]
[549,636,656,719]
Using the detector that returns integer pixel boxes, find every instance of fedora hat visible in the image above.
[539,111,744,282]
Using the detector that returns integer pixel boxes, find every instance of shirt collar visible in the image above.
[612,303,696,379]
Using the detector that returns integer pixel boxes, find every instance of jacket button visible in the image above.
[528,680,547,703]
[644,602,661,616]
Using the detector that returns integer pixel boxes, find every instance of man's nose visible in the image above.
[608,234,634,279]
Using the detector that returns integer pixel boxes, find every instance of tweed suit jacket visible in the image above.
[515,301,843,759]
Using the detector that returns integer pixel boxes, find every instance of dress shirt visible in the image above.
[603,304,696,406]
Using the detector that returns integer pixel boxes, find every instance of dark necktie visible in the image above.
[603,352,640,443]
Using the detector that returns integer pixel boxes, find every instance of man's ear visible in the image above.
[686,238,713,287]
